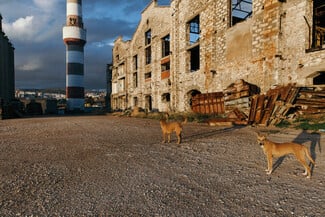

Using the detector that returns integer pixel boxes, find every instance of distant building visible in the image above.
[0,13,15,104]
[112,0,325,113]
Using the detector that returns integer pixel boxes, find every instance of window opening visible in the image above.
[189,45,200,71]
[231,0,252,26]
[162,93,171,102]
[133,97,138,107]
[188,15,200,44]
[162,34,170,57]
[161,62,170,72]
[145,29,151,45]
[133,72,138,88]
[145,46,151,64]
[145,72,152,81]
[145,95,152,111]
[313,72,325,85]
[133,55,138,70]
[312,1,325,49]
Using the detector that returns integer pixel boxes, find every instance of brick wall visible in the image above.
[112,0,325,112]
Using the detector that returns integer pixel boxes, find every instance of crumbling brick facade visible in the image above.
[111,0,325,113]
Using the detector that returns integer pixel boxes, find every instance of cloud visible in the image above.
[18,59,41,71]
[0,0,169,89]
[33,0,57,11]
[3,16,35,41]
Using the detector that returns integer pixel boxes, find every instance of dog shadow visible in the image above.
[294,130,321,174]
[293,130,321,159]
[272,156,286,172]
[184,125,246,142]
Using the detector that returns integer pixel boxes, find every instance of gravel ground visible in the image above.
[0,115,324,216]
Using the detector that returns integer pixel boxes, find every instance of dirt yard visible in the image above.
[0,115,324,216]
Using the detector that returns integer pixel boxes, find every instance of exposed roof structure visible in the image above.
[232,0,252,19]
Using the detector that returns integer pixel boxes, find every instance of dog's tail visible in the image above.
[304,146,316,166]
[182,117,188,125]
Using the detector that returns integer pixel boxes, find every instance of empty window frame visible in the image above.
[145,95,152,111]
[313,72,325,85]
[133,97,138,107]
[145,29,152,45]
[189,45,200,72]
[133,55,138,70]
[145,46,151,64]
[312,0,325,49]
[133,72,138,88]
[162,93,171,102]
[187,15,200,44]
[145,72,152,81]
[161,62,170,72]
[230,0,252,26]
[162,34,170,57]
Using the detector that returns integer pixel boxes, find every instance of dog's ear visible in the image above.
[257,133,265,141]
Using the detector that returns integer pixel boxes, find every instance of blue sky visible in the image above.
[0,0,170,89]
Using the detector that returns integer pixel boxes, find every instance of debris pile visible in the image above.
[191,92,225,114]
[248,84,325,126]
[295,87,325,115]
[248,84,298,126]
[224,79,259,115]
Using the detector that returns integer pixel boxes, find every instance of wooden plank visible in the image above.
[191,92,225,115]
[248,95,258,123]
[255,94,265,124]
[260,91,279,125]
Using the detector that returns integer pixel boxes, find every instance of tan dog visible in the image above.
[257,134,315,178]
[160,113,187,144]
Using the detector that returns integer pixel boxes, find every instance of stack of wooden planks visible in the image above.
[191,92,225,114]
[248,84,298,126]
[248,84,325,126]
[295,87,325,115]
[224,79,259,115]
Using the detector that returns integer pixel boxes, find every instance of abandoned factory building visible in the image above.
[111,0,325,113]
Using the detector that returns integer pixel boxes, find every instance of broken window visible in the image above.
[189,45,200,72]
[230,0,252,26]
[161,62,170,72]
[145,46,151,64]
[313,72,325,85]
[162,93,170,102]
[133,97,138,107]
[312,1,325,49]
[145,29,151,45]
[187,15,200,44]
[145,95,152,111]
[145,72,152,81]
[162,34,170,57]
[133,55,138,70]
[133,72,138,88]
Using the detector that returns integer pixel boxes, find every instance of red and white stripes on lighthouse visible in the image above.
[63,0,86,111]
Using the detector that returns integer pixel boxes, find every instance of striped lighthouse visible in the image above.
[63,0,86,112]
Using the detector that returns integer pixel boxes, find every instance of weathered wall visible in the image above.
[111,0,325,113]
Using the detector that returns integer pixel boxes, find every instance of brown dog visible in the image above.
[257,134,315,178]
[160,113,187,144]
